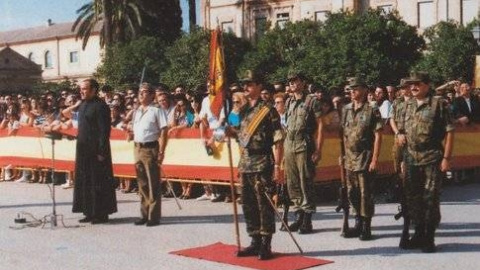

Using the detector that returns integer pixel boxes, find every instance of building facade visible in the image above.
[0,47,42,92]
[0,21,102,83]
[201,0,480,40]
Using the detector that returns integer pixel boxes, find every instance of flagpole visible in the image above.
[219,30,242,252]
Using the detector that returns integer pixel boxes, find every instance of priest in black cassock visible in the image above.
[72,78,117,224]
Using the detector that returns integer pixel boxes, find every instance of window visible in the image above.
[221,21,234,34]
[418,1,435,29]
[332,0,344,11]
[255,17,267,42]
[69,51,78,63]
[44,50,53,68]
[28,52,35,62]
[276,13,290,29]
[378,5,393,15]
[462,0,477,26]
[315,11,328,22]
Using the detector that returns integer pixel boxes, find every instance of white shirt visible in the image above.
[199,96,225,129]
[132,104,168,143]
[165,105,175,125]
[379,100,392,119]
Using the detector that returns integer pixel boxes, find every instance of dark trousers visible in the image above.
[346,170,375,218]
[405,162,442,227]
[241,171,275,236]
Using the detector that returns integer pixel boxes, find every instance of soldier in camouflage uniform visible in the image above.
[341,77,383,241]
[284,71,324,234]
[389,78,413,248]
[232,70,284,260]
[403,72,454,253]
[390,79,412,173]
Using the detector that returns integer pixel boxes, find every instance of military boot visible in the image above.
[422,225,436,253]
[343,216,362,238]
[359,217,372,241]
[258,235,273,260]
[405,223,425,249]
[288,211,304,232]
[299,212,313,234]
[237,235,261,257]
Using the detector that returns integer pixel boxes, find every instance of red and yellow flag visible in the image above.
[208,28,225,119]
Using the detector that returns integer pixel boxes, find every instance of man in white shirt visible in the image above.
[197,94,227,201]
[129,83,168,227]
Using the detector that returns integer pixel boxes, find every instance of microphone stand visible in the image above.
[44,131,63,228]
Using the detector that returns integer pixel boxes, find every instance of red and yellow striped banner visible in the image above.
[0,125,479,183]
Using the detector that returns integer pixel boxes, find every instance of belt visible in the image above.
[134,141,159,148]
[244,148,272,155]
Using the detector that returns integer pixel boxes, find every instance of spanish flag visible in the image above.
[208,28,225,119]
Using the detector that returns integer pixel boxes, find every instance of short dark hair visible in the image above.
[82,79,100,93]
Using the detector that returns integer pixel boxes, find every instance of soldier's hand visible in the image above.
[396,134,406,146]
[457,116,469,125]
[440,158,450,172]
[368,159,378,172]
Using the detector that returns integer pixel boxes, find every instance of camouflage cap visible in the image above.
[405,72,430,84]
[347,77,368,89]
[240,69,264,84]
[397,78,409,88]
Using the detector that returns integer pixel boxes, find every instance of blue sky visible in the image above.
[0,0,195,32]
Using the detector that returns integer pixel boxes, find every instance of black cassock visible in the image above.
[72,97,117,217]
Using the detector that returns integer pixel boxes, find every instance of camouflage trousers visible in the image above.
[345,170,375,218]
[404,162,442,227]
[241,170,276,236]
[285,150,317,213]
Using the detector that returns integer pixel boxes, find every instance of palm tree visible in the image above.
[72,1,103,50]
[188,0,196,32]
[72,0,142,50]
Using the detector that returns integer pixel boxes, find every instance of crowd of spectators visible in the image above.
[1,77,479,196]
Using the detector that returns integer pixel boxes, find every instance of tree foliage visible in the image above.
[312,10,425,87]
[239,20,322,83]
[96,36,168,88]
[32,80,78,96]
[72,0,143,49]
[72,0,182,49]
[95,9,480,91]
[138,0,182,43]
[239,10,424,88]
[160,28,251,90]
[415,20,480,86]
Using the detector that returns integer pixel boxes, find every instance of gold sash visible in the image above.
[238,105,270,148]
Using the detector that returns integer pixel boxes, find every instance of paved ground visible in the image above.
[0,180,479,270]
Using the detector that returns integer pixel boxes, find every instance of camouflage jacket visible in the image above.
[391,96,408,133]
[284,93,322,153]
[341,102,383,171]
[237,100,284,173]
[404,96,455,166]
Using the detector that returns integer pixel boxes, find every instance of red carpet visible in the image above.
[169,242,333,270]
